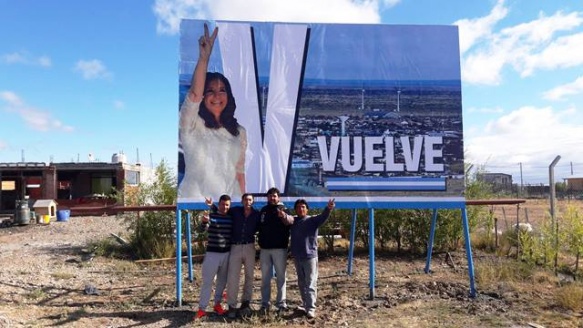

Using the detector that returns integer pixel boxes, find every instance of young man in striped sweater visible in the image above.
[195,194,233,319]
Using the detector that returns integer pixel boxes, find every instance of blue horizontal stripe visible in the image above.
[178,197,466,210]
[326,177,446,182]
[325,177,446,191]
[327,185,445,191]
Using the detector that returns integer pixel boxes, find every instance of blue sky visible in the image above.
[1,0,582,185]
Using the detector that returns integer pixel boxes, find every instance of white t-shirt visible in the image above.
[178,96,247,201]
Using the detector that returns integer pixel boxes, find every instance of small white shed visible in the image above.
[32,199,58,221]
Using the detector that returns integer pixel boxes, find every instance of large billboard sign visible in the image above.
[178,20,465,207]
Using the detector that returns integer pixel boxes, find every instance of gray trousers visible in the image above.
[226,243,256,308]
[294,257,318,311]
[198,251,229,310]
[260,248,288,308]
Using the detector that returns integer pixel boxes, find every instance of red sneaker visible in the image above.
[213,303,226,315]
[195,309,206,319]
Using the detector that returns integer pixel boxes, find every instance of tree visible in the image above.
[121,160,177,259]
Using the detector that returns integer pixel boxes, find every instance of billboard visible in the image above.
[178,20,465,207]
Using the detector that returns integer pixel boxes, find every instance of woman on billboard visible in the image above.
[179,23,247,200]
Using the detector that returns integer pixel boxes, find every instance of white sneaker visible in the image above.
[307,309,316,319]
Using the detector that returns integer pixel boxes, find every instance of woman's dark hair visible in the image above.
[198,72,240,136]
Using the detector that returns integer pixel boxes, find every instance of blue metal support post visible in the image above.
[368,209,375,300]
[186,211,193,282]
[176,210,183,306]
[424,209,438,273]
[347,209,357,275]
[462,207,477,297]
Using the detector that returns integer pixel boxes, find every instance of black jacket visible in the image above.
[257,203,290,249]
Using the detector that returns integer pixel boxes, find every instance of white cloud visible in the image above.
[0,139,6,150]
[73,59,113,80]
[465,106,583,175]
[519,32,583,76]
[460,8,583,85]
[454,0,508,54]
[0,91,24,107]
[113,100,125,110]
[153,0,386,35]
[543,75,583,101]
[1,51,52,67]
[0,91,74,132]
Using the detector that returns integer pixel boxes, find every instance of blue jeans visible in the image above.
[260,248,288,308]
[294,257,318,311]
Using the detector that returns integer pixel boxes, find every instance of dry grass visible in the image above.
[555,284,583,312]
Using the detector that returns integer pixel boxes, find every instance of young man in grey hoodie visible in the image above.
[281,198,335,319]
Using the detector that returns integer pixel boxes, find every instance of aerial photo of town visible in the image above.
[286,79,465,197]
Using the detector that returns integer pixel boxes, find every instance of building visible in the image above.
[565,176,583,196]
[0,157,153,216]
[478,172,513,193]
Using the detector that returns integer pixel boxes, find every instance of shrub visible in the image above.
[119,160,178,260]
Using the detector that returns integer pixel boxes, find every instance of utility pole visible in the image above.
[549,155,561,273]
[519,162,523,197]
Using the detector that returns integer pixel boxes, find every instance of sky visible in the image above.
[1,0,582,186]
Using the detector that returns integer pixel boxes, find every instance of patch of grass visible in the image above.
[51,271,76,280]
[475,259,537,286]
[471,231,497,252]
[26,288,47,300]
[555,284,583,312]
[530,270,557,285]
[89,237,130,259]
[111,259,138,273]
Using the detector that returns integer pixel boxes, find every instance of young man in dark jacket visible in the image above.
[257,187,292,313]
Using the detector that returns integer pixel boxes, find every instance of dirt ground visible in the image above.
[0,199,582,327]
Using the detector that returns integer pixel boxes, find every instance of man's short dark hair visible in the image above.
[266,187,280,196]
[294,199,309,210]
[219,194,231,202]
[241,193,253,201]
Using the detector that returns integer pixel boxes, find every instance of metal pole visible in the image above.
[368,209,375,300]
[176,209,183,306]
[186,211,193,282]
[347,209,357,275]
[549,155,561,272]
[519,162,523,197]
[424,209,438,273]
[462,207,477,297]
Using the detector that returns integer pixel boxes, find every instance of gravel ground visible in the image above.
[1,201,582,327]
[0,215,189,328]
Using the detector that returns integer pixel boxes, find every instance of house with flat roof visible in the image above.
[478,172,513,193]
[0,157,153,216]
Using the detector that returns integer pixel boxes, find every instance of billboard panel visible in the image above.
[178,20,464,207]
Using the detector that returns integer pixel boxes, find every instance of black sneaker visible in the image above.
[240,300,251,310]
[259,307,269,316]
[227,307,238,319]
[276,304,289,313]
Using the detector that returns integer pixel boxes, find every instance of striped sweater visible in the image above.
[200,212,233,253]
